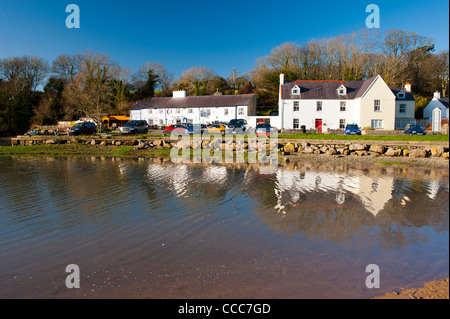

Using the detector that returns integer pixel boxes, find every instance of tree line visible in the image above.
[0,29,448,136]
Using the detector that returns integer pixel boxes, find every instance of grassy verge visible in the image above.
[0,144,136,157]
[277,133,449,142]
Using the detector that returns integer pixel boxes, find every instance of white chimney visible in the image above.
[280,73,285,86]
[404,82,411,92]
[173,90,186,98]
[433,91,441,99]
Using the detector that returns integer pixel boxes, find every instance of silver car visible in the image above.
[119,120,149,134]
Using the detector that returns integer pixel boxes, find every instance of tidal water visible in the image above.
[0,156,448,298]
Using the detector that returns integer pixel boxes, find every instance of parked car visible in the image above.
[185,123,207,134]
[163,124,188,136]
[208,121,228,127]
[255,123,272,136]
[344,124,361,135]
[404,124,426,135]
[207,124,226,135]
[119,120,149,134]
[68,122,97,136]
[227,119,249,133]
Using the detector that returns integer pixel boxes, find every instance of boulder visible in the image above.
[443,152,449,160]
[45,139,60,145]
[349,143,368,151]
[369,145,386,154]
[385,148,402,157]
[325,148,338,156]
[409,149,428,158]
[430,147,444,157]
[355,151,368,156]
[284,143,296,153]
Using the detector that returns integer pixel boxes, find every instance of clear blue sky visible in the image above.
[0,0,448,79]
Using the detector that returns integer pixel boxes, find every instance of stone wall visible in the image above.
[279,141,449,159]
[9,136,450,160]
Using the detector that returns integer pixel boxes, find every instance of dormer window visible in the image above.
[291,85,300,95]
[337,84,346,96]
[397,90,405,99]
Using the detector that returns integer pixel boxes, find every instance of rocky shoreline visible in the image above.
[374,278,449,299]
[6,135,450,169]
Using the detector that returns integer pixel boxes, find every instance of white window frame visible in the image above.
[339,119,346,129]
[371,119,384,129]
[399,104,406,113]
[238,107,245,116]
[293,101,300,112]
[340,101,346,112]
[374,100,381,112]
[292,85,300,95]
[317,101,322,112]
[293,118,299,129]
[337,85,346,95]
[224,108,229,116]
[188,108,193,114]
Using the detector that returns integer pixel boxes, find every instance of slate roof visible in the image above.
[391,89,415,101]
[131,94,256,110]
[438,97,449,108]
[281,76,377,100]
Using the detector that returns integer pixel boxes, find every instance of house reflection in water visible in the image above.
[274,169,395,216]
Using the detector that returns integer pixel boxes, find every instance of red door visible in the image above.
[315,119,323,133]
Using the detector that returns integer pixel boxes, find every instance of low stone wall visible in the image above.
[9,136,450,160]
[279,141,449,159]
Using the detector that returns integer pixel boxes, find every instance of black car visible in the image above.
[119,120,149,134]
[227,119,249,133]
[69,122,97,135]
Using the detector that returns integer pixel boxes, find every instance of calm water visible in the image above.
[0,156,448,299]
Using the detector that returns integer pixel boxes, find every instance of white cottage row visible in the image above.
[130,91,257,126]
[130,74,416,131]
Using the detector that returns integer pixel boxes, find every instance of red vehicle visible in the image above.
[255,123,271,136]
[163,124,188,136]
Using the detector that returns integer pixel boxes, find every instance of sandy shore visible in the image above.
[373,278,449,299]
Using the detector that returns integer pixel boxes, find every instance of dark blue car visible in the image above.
[404,124,426,135]
[344,124,361,135]
[185,123,207,134]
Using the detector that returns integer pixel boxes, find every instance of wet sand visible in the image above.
[374,278,449,299]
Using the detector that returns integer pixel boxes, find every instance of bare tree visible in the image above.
[178,66,216,96]
[62,52,119,128]
[133,62,173,97]
[0,56,49,93]
[52,54,82,85]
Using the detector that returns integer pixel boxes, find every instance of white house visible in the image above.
[423,91,449,121]
[130,91,257,126]
[277,74,415,131]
